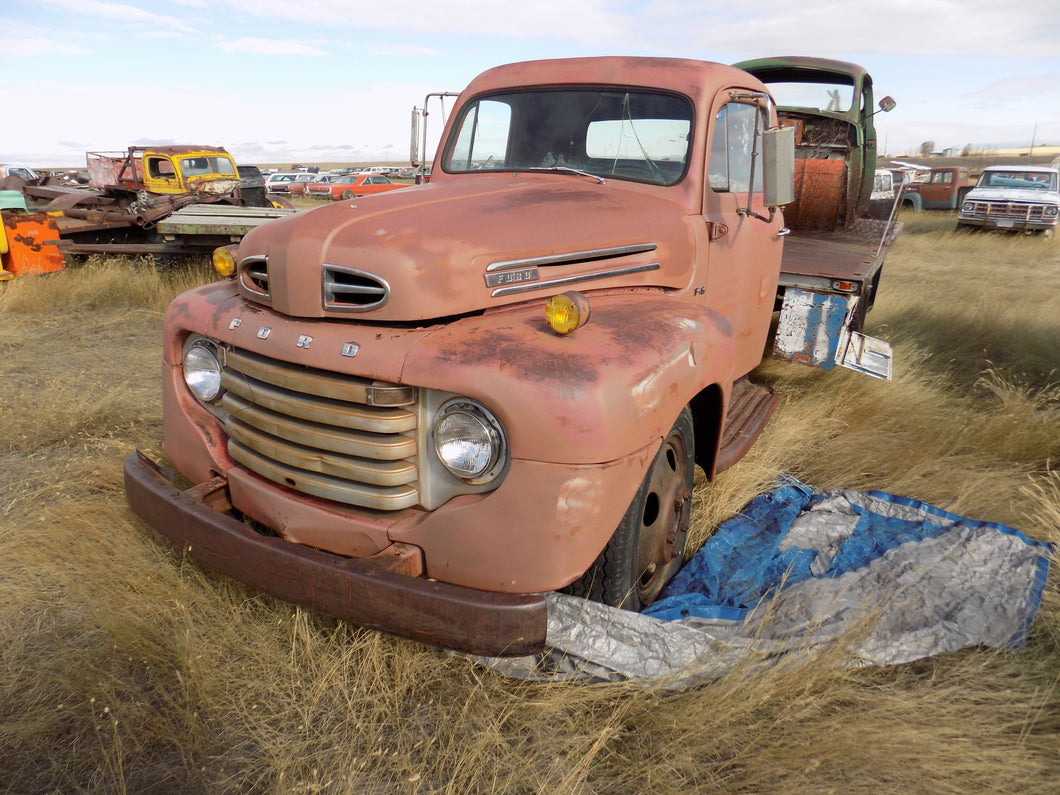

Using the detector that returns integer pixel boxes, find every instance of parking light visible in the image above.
[545,291,591,335]
[212,246,237,278]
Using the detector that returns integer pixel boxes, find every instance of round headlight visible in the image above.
[1043,205,1059,218]
[962,201,974,213]
[432,400,506,483]
[183,339,223,403]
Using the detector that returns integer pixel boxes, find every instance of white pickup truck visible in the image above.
[957,165,1059,237]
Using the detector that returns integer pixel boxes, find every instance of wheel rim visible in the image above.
[634,425,691,604]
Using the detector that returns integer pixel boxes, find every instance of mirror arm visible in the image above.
[737,206,778,224]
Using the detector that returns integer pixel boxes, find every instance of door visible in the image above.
[699,97,786,378]
[920,170,955,209]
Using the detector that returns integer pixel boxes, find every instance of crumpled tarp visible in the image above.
[478,479,1053,686]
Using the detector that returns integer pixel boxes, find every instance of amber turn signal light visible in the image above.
[212,246,237,278]
[545,291,591,335]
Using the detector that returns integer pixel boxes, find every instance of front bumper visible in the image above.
[123,450,548,657]
[958,216,1057,232]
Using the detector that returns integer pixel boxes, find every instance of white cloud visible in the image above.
[186,0,631,44]
[0,20,88,56]
[32,0,196,33]
[170,0,1060,57]
[228,38,331,57]
[3,0,1058,164]
[366,44,444,57]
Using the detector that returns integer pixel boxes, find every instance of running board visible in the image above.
[715,378,779,475]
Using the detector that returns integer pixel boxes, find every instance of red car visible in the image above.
[306,173,408,200]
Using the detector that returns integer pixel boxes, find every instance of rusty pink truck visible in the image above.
[124,56,898,656]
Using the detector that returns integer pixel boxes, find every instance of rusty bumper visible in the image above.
[123,450,548,657]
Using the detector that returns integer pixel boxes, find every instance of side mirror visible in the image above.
[878,96,896,113]
[410,106,422,165]
[763,126,795,208]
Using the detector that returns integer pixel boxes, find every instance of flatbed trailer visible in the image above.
[779,217,900,312]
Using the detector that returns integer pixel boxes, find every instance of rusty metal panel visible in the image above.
[0,212,66,278]
[773,288,892,380]
[837,331,892,381]
[773,288,849,369]
[785,159,846,231]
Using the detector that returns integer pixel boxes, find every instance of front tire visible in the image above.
[567,407,694,611]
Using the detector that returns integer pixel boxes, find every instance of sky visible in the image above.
[2,0,1059,168]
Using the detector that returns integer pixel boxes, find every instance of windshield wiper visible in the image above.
[527,166,607,185]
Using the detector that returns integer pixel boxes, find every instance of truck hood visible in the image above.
[965,186,1060,205]
[235,173,696,322]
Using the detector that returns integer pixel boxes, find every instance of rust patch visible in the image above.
[785,159,846,231]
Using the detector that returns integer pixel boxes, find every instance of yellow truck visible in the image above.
[18,146,294,260]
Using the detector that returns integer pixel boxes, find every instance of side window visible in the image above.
[708,102,764,194]
[448,99,512,170]
[148,158,175,179]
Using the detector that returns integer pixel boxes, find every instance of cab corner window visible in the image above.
[448,99,512,171]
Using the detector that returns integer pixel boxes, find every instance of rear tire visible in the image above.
[566,408,694,611]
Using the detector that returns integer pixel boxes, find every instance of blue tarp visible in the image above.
[643,478,1052,652]
[480,479,1054,684]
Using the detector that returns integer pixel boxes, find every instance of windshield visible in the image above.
[443,88,693,186]
[761,79,855,114]
[180,155,237,177]
[979,170,1058,191]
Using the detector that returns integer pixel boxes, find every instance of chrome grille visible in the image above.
[964,202,1049,221]
[323,264,390,311]
[220,347,419,511]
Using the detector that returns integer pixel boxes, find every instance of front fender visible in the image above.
[403,292,737,465]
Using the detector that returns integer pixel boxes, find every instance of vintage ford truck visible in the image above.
[957,165,1059,236]
[124,56,897,656]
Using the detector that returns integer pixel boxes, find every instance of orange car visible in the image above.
[306,172,408,200]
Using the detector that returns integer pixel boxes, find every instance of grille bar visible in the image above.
[222,369,416,433]
[223,393,416,460]
[229,441,420,511]
[225,348,415,406]
[226,420,417,487]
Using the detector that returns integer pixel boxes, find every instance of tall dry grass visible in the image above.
[1,219,1058,793]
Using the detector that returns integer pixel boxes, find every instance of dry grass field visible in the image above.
[0,212,1058,793]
